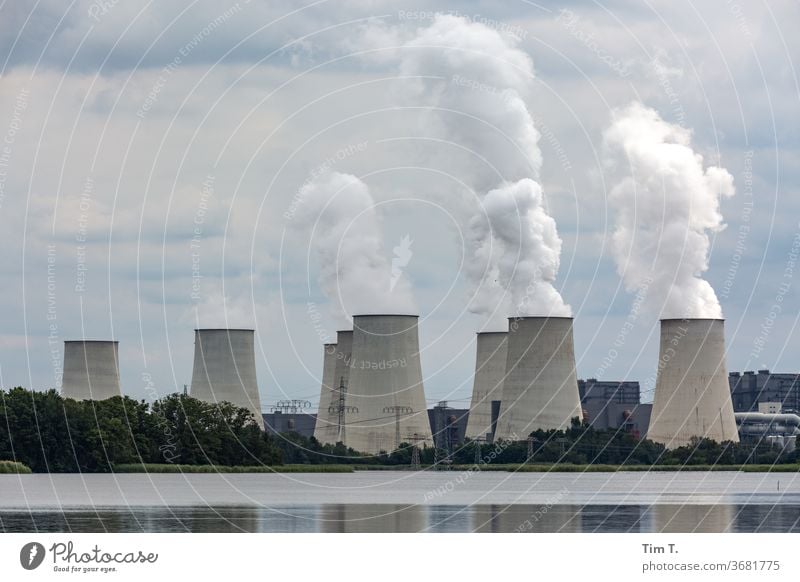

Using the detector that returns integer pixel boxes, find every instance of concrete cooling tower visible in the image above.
[190,329,263,428]
[61,340,122,400]
[313,330,354,445]
[647,319,739,448]
[465,332,508,440]
[494,317,581,440]
[344,315,432,454]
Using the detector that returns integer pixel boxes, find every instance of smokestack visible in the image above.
[61,340,121,400]
[466,332,508,440]
[313,330,354,445]
[647,319,739,448]
[494,317,581,440]
[190,329,263,429]
[344,315,432,454]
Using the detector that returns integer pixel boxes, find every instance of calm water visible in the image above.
[1,471,799,532]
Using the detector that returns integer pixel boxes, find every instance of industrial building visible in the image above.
[578,379,652,438]
[495,317,582,440]
[647,319,739,448]
[465,331,507,441]
[263,411,317,439]
[429,401,469,454]
[343,315,432,453]
[735,408,799,453]
[729,370,800,413]
[190,329,264,429]
[61,340,122,401]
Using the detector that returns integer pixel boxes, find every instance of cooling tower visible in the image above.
[647,319,739,448]
[344,315,432,454]
[313,330,354,445]
[61,340,122,400]
[190,329,263,428]
[494,317,581,440]
[465,332,508,440]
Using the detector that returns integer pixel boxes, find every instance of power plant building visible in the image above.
[579,378,651,438]
[729,370,800,413]
[647,319,738,448]
[495,317,582,440]
[61,340,122,401]
[465,331,508,440]
[190,329,263,428]
[343,315,432,453]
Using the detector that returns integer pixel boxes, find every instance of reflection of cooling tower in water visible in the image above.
[651,504,734,533]
[466,332,508,440]
[61,340,122,400]
[495,317,581,440]
[321,504,425,533]
[313,330,354,445]
[471,504,582,533]
[647,319,739,448]
[190,329,263,428]
[345,315,432,454]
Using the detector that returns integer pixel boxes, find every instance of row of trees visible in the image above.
[0,388,281,472]
[2,387,795,471]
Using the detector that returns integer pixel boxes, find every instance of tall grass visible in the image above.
[113,463,353,473]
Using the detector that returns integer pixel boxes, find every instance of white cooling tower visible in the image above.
[344,315,432,454]
[465,331,508,440]
[312,342,338,443]
[313,330,355,444]
[494,317,581,440]
[61,340,122,400]
[190,329,263,428]
[647,319,739,448]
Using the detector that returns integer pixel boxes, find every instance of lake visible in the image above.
[1,471,798,532]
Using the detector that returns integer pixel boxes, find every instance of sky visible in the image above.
[0,0,798,410]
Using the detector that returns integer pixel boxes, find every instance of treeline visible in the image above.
[0,387,281,472]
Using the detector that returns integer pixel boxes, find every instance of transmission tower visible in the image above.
[407,432,425,470]
[327,376,357,444]
[527,436,537,463]
[383,405,413,451]
[473,435,488,465]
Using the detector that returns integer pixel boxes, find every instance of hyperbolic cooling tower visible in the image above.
[465,332,508,440]
[494,317,581,440]
[344,315,432,454]
[61,340,122,400]
[190,329,263,428]
[313,330,354,444]
[647,319,739,448]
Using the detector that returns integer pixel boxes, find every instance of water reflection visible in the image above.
[2,504,799,533]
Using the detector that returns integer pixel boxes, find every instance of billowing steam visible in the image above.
[371,15,571,320]
[603,102,735,319]
[294,171,416,322]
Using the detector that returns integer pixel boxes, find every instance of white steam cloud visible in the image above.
[367,15,571,322]
[603,102,735,319]
[294,171,416,322]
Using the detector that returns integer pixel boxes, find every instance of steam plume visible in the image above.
[603,102,735,319]
[294,171,416,322]
[378,15,571,320]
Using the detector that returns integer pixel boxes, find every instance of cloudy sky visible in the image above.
[0,0,798,410]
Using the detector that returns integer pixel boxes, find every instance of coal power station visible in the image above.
[61,340,122,401]
[343,315,432,453]
[465,331,508,440]
[494,317,582,440]
[190,328,264,429]
[647,319,739,448]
